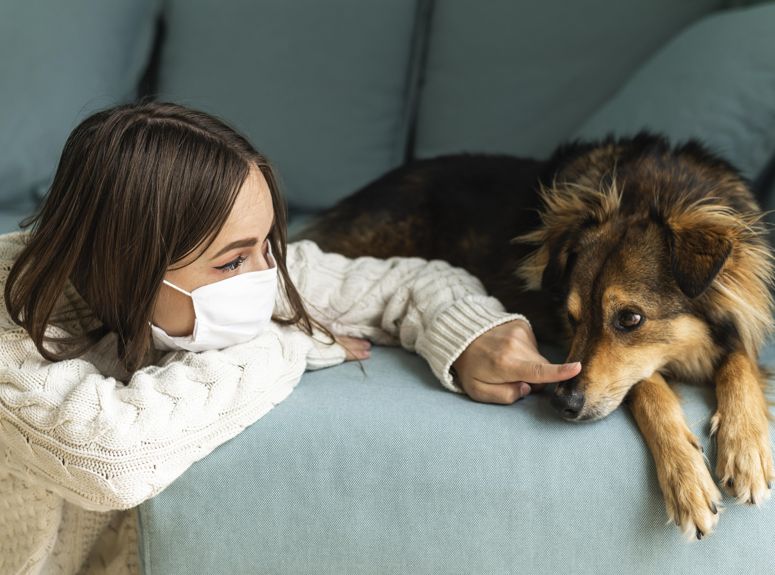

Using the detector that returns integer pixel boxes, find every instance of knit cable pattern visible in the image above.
[0,231,527,574]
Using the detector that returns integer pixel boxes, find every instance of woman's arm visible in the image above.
[0,322,336,512]
[278,240,529,394]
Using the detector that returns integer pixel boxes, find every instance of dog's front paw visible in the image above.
[711,410,774,505]
[657,429,722,541]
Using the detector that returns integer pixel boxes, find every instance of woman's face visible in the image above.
[151,165,275,336]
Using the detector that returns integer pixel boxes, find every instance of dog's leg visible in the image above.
[710,350,774,505]
[628,372,722,540]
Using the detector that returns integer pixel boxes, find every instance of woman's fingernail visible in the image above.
[563,362,581,371]
[520,382,531,397]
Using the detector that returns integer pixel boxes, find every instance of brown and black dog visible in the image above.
[293,132,775,540]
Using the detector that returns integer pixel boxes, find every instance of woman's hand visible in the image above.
[451,318,581,405]
[335,335,372,360]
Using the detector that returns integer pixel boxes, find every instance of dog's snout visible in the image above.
[551,377,585,419]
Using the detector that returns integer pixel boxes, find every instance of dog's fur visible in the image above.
[293,132,775,540]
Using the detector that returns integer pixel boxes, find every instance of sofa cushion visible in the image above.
[575,2,775,182]
[413,0,722,160]
[0,198,39,236]
[0,0,160,207]
[156,0,421,211]
[758,153,775,248]
[137,342,775,574]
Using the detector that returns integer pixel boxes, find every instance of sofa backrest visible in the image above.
[0,0,160,211]
[1,0,773,228]
[150,0,775,213]
[413,0,724,160]
[155,0,425,213]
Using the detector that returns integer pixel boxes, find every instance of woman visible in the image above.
[0,101,580,574]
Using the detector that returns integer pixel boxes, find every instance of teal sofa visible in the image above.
[2,1,775,573]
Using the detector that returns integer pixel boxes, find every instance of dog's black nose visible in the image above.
[551,378,585,419]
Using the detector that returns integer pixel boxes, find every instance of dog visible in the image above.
[292,131,775,540]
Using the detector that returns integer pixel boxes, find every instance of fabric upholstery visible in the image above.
[0,0,159,207]
[138,342,775,574]
[156,0,421,211]
[412,0,723,160]
[0,197,38,235]
[575,2,775,181]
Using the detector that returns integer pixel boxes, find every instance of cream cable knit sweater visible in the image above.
[0,229,528,575]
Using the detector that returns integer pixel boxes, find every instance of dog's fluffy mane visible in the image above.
[514,132,775,359]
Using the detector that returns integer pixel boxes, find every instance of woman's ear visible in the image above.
[666,224,733,298]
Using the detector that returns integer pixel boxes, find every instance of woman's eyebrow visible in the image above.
[210,238,258,261]
[209,214,275,261]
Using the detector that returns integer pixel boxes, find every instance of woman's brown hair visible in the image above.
[4,100,337,373]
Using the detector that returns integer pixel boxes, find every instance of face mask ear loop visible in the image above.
[266,242,276,269]
[163,279,193,297]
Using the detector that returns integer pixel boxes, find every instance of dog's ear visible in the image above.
[541,245,566,290]
[541,232,575,291]
[515,178,613,291]
[666,224,733,298]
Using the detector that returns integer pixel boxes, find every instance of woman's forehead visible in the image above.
[221,166,273,232]
[177,166,274,268]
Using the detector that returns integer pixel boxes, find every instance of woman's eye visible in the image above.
[567,312,579,328]
[216,255,247,273]
[614,310,644,331]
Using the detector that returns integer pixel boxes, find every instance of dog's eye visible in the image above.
[615,311,643,331]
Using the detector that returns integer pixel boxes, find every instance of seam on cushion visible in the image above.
[121,0,163,103]
[136,4,167,101]
[399,0,435,165]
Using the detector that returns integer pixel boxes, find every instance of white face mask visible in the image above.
[149,242,278,352]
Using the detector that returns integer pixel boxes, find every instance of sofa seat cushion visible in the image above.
[138,341,775,574]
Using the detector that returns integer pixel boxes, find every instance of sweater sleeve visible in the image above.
[0,321,336,512]
[278,240,530,394]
